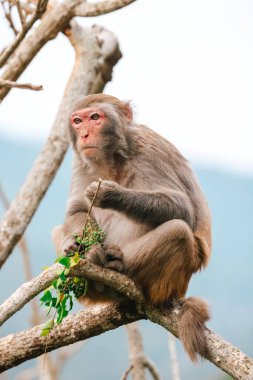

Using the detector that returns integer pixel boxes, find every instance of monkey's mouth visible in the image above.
[83,145,98,150]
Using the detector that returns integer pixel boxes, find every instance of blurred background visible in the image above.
[0,0,252,379]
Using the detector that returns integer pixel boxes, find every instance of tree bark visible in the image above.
[0,0,137,101]
[0,303,142,372]
[0,259,253,380]
[0,22,121,268]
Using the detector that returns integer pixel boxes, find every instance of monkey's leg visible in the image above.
[123,219,198,306]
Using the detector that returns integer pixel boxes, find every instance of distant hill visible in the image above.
[0,136,252,380]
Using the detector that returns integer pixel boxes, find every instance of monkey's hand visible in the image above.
[85,180,120,208]
[62,238,81,257]
[85,243,124,273]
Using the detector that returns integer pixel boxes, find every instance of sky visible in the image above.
[0,0,253,174]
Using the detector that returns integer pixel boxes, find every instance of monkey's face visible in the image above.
[70,107,105,158]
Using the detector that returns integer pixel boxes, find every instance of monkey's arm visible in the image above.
[86,181,195,229]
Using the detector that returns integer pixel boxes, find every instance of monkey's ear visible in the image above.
[122,101,133,123]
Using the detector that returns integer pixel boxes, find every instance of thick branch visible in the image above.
[74,0,138,17]
[0,260,253,379]
[0,260,142,326]
[0,22,121,268]
[0,0,49,68]
[0,303,143,372]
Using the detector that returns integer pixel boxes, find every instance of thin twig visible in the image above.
[0,79,43,91]
[121,365,134,380]
[85,178,103,226]
[16,0,26,28]
[0,0,49,68]
[76,178,103,255]
[0,0,19,35]
[143,360,161,380]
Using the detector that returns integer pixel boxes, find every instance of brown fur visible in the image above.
[178,297,210,361]
[52,94,212,362]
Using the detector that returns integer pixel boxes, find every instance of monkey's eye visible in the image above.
[90,113,100,120]
[73,117,82,124]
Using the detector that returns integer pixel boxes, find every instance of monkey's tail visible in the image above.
[177,297,210,362]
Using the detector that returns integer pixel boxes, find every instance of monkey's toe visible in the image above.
[101,243,124,273]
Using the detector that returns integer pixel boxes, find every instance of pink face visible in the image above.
[70,107,105,156]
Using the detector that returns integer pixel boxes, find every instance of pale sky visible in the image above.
[0,0,253,174]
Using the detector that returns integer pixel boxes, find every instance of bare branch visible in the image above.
[0,303,142,372]
[0,80,43,91]
[16,0,26,28]
[74,0,138,17]
[143,360,160,380]
[125,322,147,380]
[0,0,76,100]
[168,333,181,380]
[124,322,160,380]
[0,0,131,101]
[0,0,19,35]
[0,22,121,268]
[121,365,133,380]
[0,0,49,68]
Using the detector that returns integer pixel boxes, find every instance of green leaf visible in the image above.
[70,252,80,266]
[40,290,52,304]
[58,257,71,268]
[56,277,63,288]
[59,270,67,281]
[41,318,55,336]
[51,279,58,289]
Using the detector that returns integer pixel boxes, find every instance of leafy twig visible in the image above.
[40,179,105,335]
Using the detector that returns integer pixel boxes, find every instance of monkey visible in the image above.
[52,93,212,362]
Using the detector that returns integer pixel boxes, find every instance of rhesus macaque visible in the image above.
[52,94,211,361]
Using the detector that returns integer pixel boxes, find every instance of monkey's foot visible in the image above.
[85,243,124,272]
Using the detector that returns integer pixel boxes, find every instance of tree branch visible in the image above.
[0,80,43,91]
[0,260,142,326]
[0,0,19,35]
[0,22,121,268]
[124,322,160,380]
[0,303,143,372]
[168,333,181,380]
[0,259,253,379]
[74,0,138,17]
[0,0,132,101]
[0,0,49,68]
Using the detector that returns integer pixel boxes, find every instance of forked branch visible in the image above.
[0,260,252,379]
[0,0,49,68]
[0,22,121,268]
